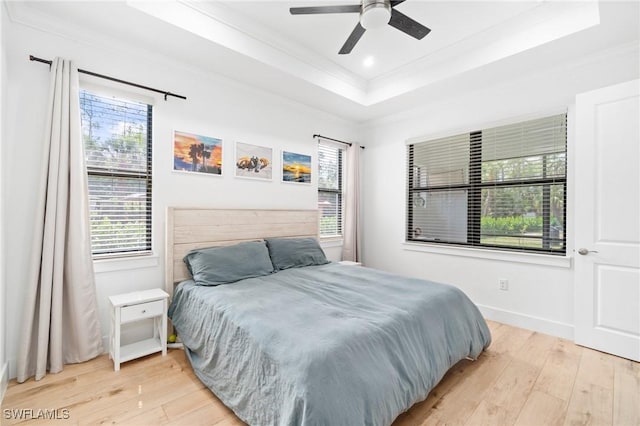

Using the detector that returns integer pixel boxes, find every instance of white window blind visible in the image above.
[318,142,344,237]
[80,90,152,256]
[407,113,567,254]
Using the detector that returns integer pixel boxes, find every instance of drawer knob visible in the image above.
[142,309,146,313]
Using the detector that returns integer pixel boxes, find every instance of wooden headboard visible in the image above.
[165,208,320,298]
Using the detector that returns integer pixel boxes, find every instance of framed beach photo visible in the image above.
[282,151,311,184]
[234,142,273,180]
[173,130,223,175]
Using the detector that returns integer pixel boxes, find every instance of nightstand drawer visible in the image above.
[120,300,164,323]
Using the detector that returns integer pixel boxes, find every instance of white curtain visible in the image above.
[17,58,103,383]
[342,143,361,262]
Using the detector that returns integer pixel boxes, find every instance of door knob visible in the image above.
[578,248,598,255]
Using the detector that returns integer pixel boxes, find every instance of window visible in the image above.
[318,142,344,237]
[79,90,153,257]
[407,114,567,254]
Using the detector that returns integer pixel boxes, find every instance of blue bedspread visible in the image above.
[169,263,491,426]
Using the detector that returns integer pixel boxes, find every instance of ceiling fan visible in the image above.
[289,0,431,55]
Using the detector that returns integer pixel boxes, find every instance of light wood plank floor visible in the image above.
[3,321,639,425]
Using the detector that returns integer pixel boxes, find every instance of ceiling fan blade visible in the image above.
[290,5,361,15]
[390,0,407,7]
[339,23,366,54]
[388,8,431,40]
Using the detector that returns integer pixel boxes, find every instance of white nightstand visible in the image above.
[339,260,362,266]
[109,288,169,371]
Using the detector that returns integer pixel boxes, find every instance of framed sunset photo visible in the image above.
[173,130,223,175]
[282,151,311,184]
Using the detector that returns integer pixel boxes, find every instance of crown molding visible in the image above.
[4,1,365,123]
[5,0,637,121]
[128,0,369,105]
[366,1,601,105]
[181,1,366,91]
[360,39,640,130]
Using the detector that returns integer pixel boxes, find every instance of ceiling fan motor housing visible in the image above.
[360,0,392,29]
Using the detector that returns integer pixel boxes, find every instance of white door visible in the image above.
[574,79,640,361]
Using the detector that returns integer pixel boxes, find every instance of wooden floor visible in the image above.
[3,320,639,425]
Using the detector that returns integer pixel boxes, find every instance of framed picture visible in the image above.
[173,130,223,175]
[282,151,311,184]
[235,142,273,180]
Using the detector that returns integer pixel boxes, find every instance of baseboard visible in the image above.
[1,361,8,403]
[477,304,574,341]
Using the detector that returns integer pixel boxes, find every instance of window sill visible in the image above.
[402,242,572,268]
[94,254,159,273]
[320,237,344,248]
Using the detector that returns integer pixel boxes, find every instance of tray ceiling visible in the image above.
[6,1,639,121]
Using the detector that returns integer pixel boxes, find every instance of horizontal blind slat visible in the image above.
[318,142,344,236]
[407,113,566,254]
[81,89,153,256]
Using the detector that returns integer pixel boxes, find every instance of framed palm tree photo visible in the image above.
[173,130,223,175]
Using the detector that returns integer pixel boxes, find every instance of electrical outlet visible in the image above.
[499,279,509,291]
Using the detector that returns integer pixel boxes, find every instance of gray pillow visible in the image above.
[265,237,330,270]
[184,241,274,286]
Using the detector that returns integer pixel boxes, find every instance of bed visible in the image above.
[165,208,491,426]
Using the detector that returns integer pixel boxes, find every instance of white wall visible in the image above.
[0,0,8,400]
[359,43,639,339]
[3,18,357,379]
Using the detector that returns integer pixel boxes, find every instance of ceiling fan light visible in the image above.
[360,1,391,30]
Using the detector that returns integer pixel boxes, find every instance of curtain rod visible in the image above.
[29,55,187,101]
[313,134,365,149]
